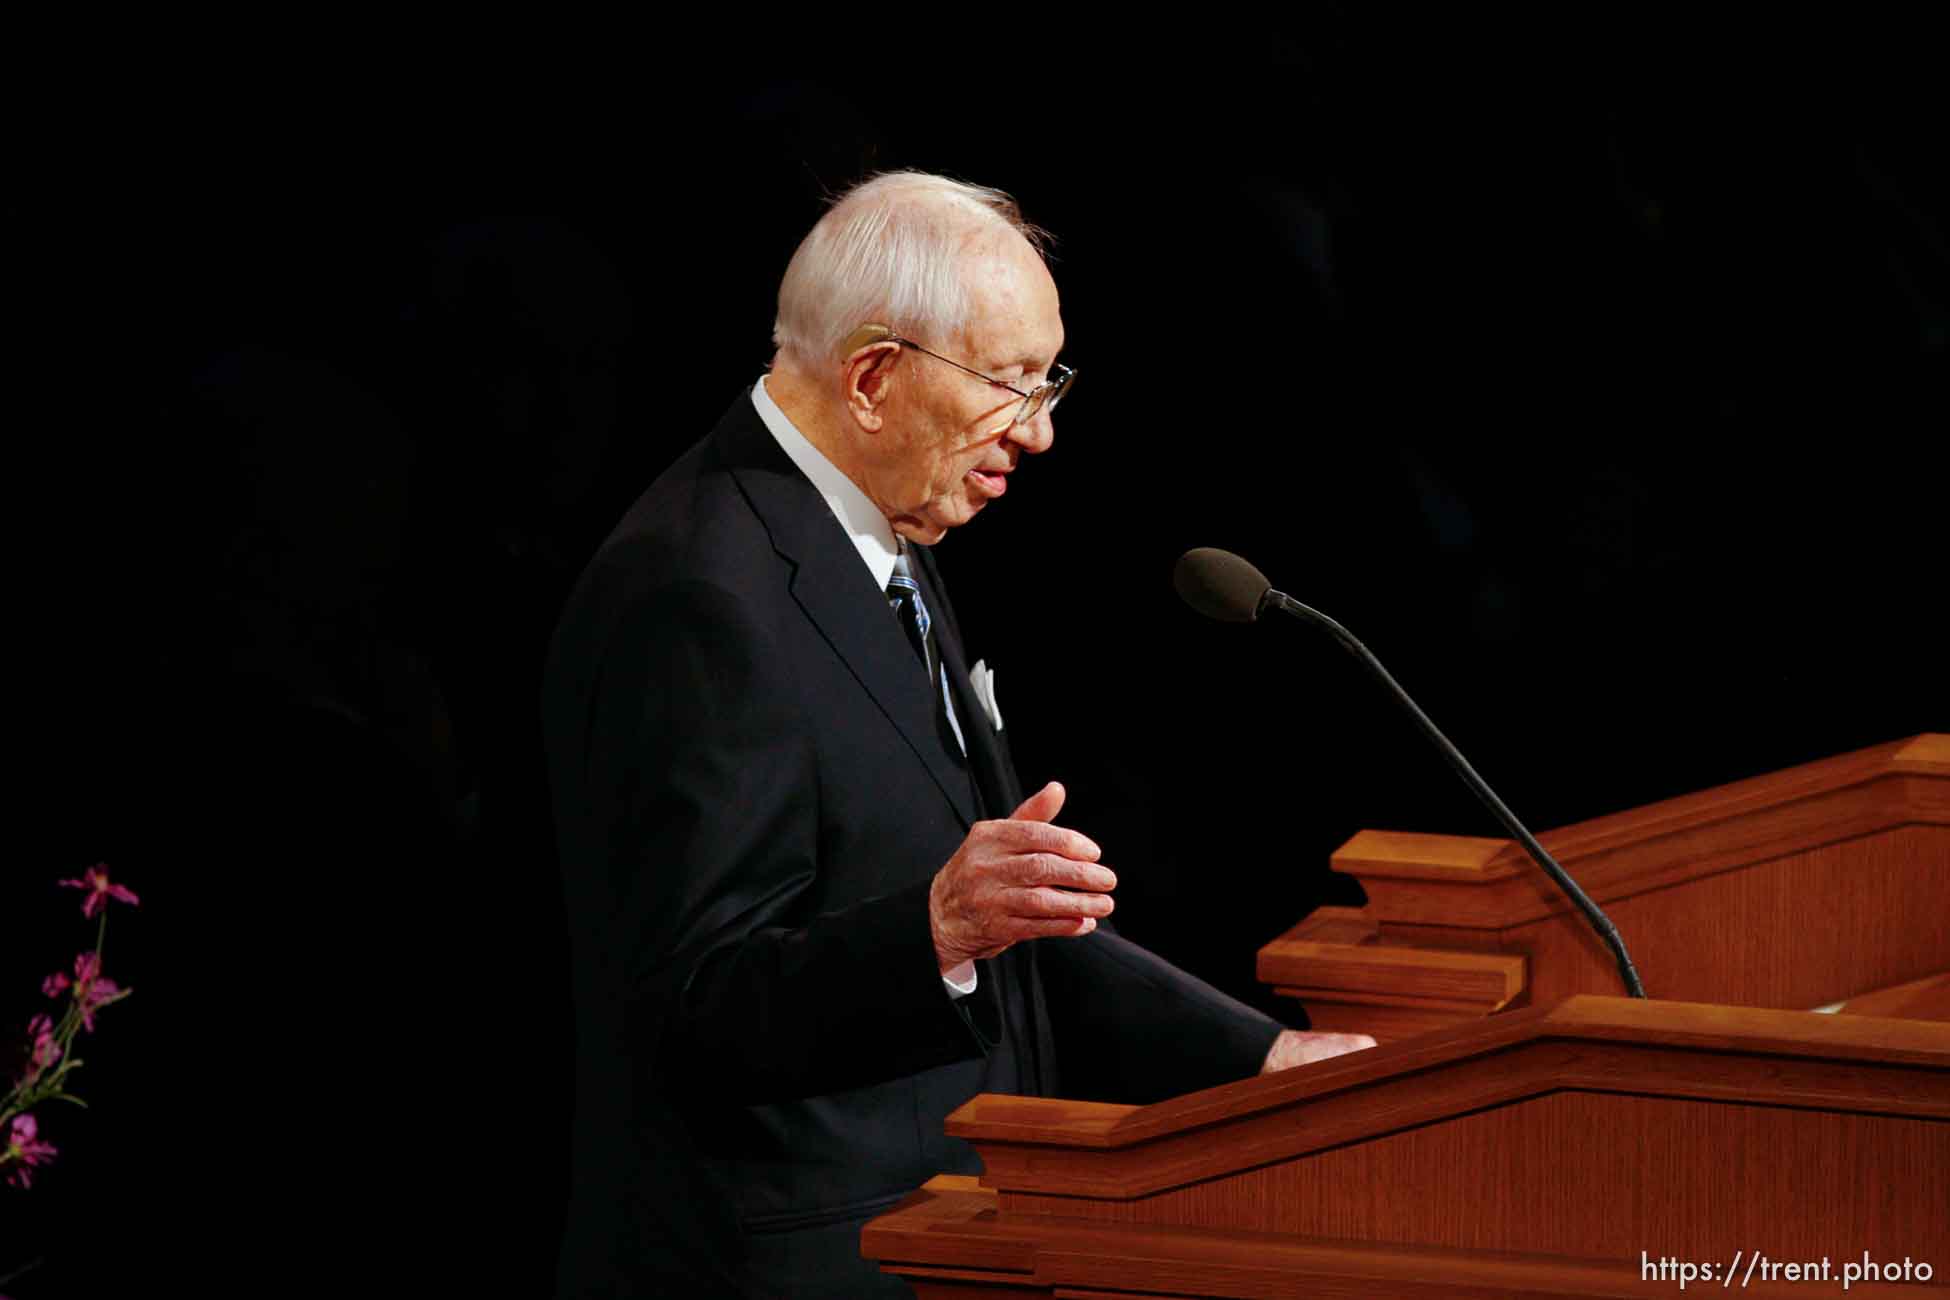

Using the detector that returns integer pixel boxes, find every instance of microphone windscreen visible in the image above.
[1173,548,1271,623]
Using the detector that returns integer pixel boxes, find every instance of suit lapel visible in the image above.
[718,397,979,828]
[913,545,1023,817]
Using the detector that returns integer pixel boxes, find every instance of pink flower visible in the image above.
[21,1014,61,1081]
[77,980,122,1032]
[39,953,124,1032]
[58,864,140,918]
[3,1113,58,1189]
[73,957,122,1033]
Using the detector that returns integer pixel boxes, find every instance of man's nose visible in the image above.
[1010,408,1055,455]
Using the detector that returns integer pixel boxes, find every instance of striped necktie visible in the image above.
[886,550,935,683]
[888,549,964,755]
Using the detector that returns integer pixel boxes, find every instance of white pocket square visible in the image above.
[970,659,1003,731]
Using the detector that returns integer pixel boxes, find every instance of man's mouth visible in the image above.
[968,468,1009,498]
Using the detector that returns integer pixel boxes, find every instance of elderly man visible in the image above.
[543,171,1372,1299]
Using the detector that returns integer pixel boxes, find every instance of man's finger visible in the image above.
[1010,885,1116,918]
[1015,853,1116,893]
[985,819,1102,862]
[1009,780,1065,824]
[1005,915,1098,940]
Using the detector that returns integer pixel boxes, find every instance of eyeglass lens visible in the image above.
[1018,369,1073,425]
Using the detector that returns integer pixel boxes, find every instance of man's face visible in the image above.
[867,235,1066,545]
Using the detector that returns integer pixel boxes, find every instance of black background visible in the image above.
[7,43,1946,1296]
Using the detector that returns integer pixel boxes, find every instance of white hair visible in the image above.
[772,171,1050,366]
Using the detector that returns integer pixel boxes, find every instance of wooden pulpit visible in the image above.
[864,735,1950,1296]
[865,999,1950,1296]
[1260,734,1950,1039]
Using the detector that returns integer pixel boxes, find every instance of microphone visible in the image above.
[1172,547,1647,999]
[1172,547,1275,623]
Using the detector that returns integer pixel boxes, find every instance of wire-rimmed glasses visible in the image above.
[856,326,1076,426]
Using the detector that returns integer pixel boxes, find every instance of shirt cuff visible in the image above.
[941,962,979,999]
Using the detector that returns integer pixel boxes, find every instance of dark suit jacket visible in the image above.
[543,389,1283,1298]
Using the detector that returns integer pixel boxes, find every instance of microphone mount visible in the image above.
[1245,577,1647,999]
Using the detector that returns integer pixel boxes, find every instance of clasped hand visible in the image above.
[928,781,1115,975]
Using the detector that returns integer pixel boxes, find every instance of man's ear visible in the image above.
[842,338,904,433]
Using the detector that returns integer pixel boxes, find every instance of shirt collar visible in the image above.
[751,373,904,591]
